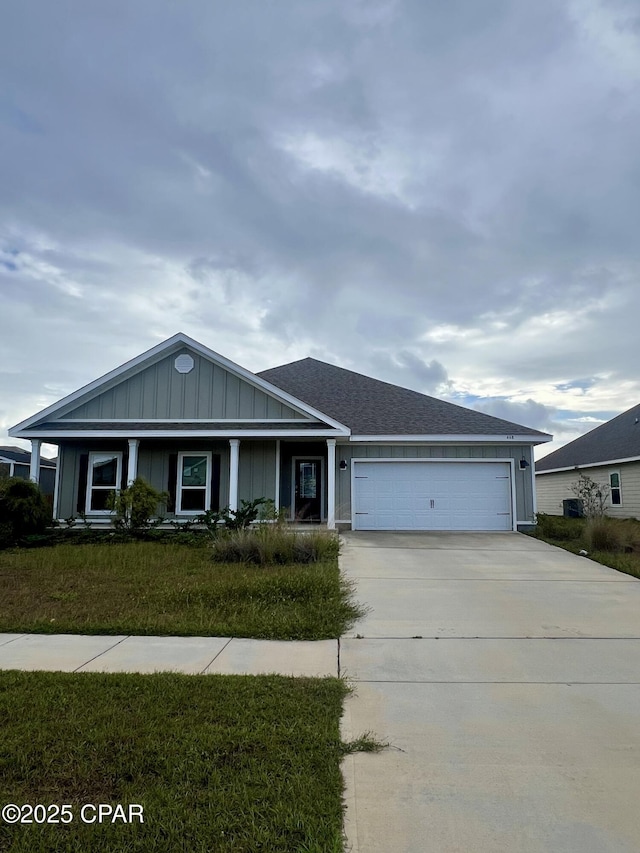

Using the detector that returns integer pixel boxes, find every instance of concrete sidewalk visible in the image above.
[339,531,640,853]
[0,633,339,677]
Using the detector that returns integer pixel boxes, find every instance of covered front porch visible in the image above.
[31,437,340,529]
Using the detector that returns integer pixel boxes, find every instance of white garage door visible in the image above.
[352,461,513,531]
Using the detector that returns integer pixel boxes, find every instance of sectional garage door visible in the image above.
[352,460,513,531]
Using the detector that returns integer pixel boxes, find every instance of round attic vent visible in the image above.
[174,354,194,374]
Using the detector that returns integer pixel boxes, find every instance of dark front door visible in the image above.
[294,459,322,521]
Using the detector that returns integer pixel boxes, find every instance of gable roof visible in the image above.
[9,334,350,437]
[258,357,551,440]
[536,403,640,472]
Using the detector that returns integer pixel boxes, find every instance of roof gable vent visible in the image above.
[174,354,194,374]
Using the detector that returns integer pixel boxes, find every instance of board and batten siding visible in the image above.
[55,439,279,520]
[58,350,307,421]
[335,444,535,524]
[56,441,121,519]
[57,441,221,519]
[536,462,640,519]
[238,441,277,505]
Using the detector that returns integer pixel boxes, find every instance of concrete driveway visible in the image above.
[339,532,640,853]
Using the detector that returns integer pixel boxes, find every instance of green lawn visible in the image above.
[0,543,365,639]
[0,671,351,852]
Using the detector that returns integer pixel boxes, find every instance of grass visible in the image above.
[210,526,340,564]
[530,514,640,580]
[0,670,352,852]
[0,542,365,639]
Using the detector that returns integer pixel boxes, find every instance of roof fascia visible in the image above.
[53,418,311,424]
[350,434,552,444]
[535,454,640,475]
[9,333,350,436]
[10,429,346,439]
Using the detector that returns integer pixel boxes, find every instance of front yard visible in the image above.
[529,514,640,580]
[0,541,365,639]
[0,670,352,853]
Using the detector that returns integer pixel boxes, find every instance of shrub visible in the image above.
[535,513,583,542]
[0,477,51,545]
[107,478,168,530]
[211,526,340,565]
[584,517,628,552]
[570,473,610,519]
[197,498,270,536]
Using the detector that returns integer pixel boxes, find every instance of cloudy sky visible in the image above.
[2,0,639,460]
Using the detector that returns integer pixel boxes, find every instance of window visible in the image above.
[86,452,122,514]
[609,471,622,505]
[177,452,211,514]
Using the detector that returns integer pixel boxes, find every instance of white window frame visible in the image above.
[177,451,212,515]
[85,451,123,515]
[609,470,622,506]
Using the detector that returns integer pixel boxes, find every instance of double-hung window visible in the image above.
[86,452,122,514]
[177,452,211,514]
[609,471,622,505]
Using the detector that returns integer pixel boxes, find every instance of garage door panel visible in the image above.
[353,462,512,531]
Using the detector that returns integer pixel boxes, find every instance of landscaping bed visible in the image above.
[529,514,640,580]
[0,541,364,639]
[0,670,350,852]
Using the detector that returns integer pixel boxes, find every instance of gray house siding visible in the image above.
[56,438,536,527]
[238,442,277,506]
[58,349,308,422]
[0,459,56,497]
[56,440,227,519]
[56,439,284,521]
[335,443,535,525]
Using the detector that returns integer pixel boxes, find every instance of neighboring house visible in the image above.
[0,446,56,498]
[9,333,551,531]
[536,403,640,519]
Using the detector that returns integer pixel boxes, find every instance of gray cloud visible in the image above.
[473,398,558,433]
[1,1,639,448]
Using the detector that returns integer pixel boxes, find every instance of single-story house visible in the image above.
[536,403,640,519]
[9,333,551,531]
[0,446,56,497]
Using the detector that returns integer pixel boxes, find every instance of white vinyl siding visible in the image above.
[536,462,640,519]
[352,460,513,531]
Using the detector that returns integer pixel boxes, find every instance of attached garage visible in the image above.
[352,459,515,531]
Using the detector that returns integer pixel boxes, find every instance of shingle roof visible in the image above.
[536,403,640,471]
[257,358,551,439]
[0,446,56,467]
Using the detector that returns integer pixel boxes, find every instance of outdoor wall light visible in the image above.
[519,458,530,470]
[339,460,348,470]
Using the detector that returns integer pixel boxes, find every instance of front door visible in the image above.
[294,459,322,521]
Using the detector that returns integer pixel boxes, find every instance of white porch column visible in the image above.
[127,439,140,485]
[326,439,336,530]
[29,439,41,484]
[229,439,240,512]
[274,440,281,512]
